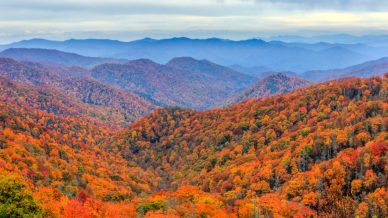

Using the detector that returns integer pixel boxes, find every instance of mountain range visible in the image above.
[2,37,388,72]
[0,55,257,111]
[0,33,387,217]
[268,34,388,46]
[0,46,386,110]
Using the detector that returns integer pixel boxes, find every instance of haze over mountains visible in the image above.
[0,48,124,68]
[0,40,386,111]
[2,37,388,72]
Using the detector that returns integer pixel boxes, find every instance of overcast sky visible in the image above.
[0,0,387,43]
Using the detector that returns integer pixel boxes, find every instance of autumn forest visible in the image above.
[0,49,386,218]
[1,1,388,214]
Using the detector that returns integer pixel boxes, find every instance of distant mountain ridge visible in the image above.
[0,48,124,68]
[2,37,387,72]
[303,57,388,81]
[267,34,388,46]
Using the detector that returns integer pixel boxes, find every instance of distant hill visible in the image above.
[223,73,311,106]
[0,58,155,126]
[303,57,388,81]
[3,37,386,72]
[91,57,256,109]
[0,38,127,58]
[0,48,124,68]
[268,34,388,46]
[166,57,252,87]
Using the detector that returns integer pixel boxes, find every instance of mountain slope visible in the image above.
[91,57,256,109]
[107,75,387,217]
[0,57,55,85]
[0,48,123,68]
[166,57,250,83]
[223,73,311,106]
[303,57,388,81]
[0,76,156,217]
[0,58,155,126]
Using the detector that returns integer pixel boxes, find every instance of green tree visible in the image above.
[0,172,43,218]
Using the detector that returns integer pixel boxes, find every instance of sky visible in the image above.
[0,0,388,43]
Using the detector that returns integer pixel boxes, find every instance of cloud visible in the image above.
[254,0,388,11]
[0,0,387,43]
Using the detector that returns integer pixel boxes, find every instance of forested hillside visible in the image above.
[0,74,386,217]
[0,77,156,217]
[0,58,155,126]
[108,75,387,217]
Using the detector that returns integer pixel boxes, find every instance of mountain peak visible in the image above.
[263,71,299,79]
[126,58,160,67]
[166,56,206,65]
[20,38,55,43]
[223,72,311,106]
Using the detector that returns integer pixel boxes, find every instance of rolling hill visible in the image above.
[91,57,256,109]
[0,58,155,126]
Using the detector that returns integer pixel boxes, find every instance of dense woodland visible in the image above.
[108,75,387,217]
[0,69,386,217]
